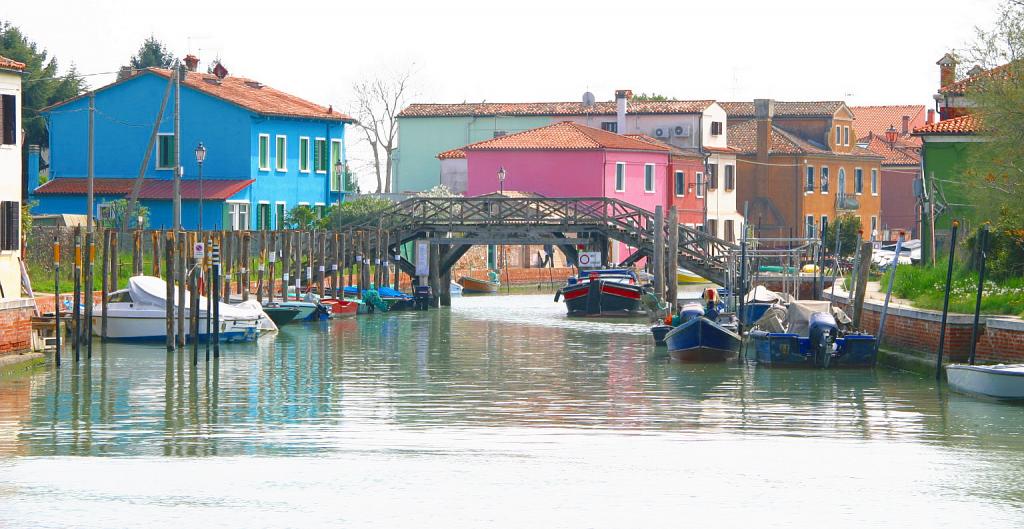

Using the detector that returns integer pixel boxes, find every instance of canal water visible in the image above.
[1,294,1023,528]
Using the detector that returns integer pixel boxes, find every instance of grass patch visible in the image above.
[881,260,1024,317]
[27,255,154,295]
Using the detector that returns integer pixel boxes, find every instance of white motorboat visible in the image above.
[450,281,463,297]
[92,276,262,342]
[946,364,1024,400]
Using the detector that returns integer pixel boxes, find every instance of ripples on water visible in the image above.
[1,294,1023,528]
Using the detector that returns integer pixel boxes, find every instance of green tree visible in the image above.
[824,213,862,258]
[0,20,86,149]
[327,196,394,228]
[98,199,149,230]
[632,92,673,101]
[129,36,175,69]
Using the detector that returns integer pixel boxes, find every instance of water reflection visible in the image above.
[0,295,1022,459]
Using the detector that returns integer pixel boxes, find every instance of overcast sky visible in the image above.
[5,0,1005,189]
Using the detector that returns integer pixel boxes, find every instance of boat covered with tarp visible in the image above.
[748,298,876,368]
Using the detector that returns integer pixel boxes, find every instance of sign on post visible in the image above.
[415,240,430,277]
[578,251,601,269]
[193,242,205,259]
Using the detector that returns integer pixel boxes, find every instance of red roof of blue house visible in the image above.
[33,178,254,200]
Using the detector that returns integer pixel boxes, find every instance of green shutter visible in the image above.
[259,136,269,169]
[300,139,309,171]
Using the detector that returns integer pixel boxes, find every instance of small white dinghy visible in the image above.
[946,364,1024,400]
[93,276,263,342]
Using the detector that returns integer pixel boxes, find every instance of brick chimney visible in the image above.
[927,109,936,124]
[615,89,631,134]
[754,98,774,198]
[937,53,957,89]
[184,54,200,72]
[901,115,910,134]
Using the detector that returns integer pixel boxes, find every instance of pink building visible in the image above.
[463,121,670,212]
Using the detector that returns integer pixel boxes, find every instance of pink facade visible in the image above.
[466,149,670,213]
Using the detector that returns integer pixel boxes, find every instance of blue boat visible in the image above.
[749,300,877,368]
[663,303,741,362]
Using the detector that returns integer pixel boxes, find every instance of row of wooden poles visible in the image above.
[50,225,406,368]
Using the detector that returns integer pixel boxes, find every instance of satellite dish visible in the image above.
[582,91,596,107]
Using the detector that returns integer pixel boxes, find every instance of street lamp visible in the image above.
[195,142,207,231]
[497,166,507,195]
[334,159,345,205]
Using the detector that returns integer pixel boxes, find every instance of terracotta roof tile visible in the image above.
[437,148,466,160]
[863,136,921,166]
[400,99,714,118]
[940,62,1014,95]
[851,105,926,145]
[462,121,670,152]
[623,134,704,157]
[728,120,882,159]
[913,114,980,135]
[719,101,846,118]
[0,55,26,71]
[45,68,354,122]
[33,178,254,200]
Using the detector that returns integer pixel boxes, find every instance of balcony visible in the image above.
[835,193,859,211]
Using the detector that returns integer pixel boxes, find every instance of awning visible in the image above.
[33,178,254,200]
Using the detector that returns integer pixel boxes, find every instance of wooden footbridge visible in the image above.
[340,196,739,291]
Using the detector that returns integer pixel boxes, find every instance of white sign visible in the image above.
[193,243,205,259]
[577,251,601,268]
[415,240,430,277]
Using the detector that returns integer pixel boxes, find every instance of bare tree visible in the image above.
[352,69,413,194]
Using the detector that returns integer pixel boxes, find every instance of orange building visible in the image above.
[723,99,884,238]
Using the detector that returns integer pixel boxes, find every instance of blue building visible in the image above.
[32,61,354,230]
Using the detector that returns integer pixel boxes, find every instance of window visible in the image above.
[707,164,718,190]
[674,171,685,197]
[835,126,841,145]
[157,133,176,170]
[315,203,326,218]
[707,219,718,238]
[275,135,287,171]
[313,138,328,173]
[695,172,704,198]
[257,134,270,171]
[843,126,850,146]
[330,139,343,192]
[0,200,19,250]
[644,164,655,193]
[275,202,286,230]
[710,121,723,135]
[805,166,815,192]
[257,203,271,230]
[601,122,617,133]
[838,168,847,196]
[805,215,816,238]
[820,215,829,235]
[615,163,626,192]
[724,219,735,243]
[227,202,250,231]
[854,167,863,194]
[871,168,878,195]
[492,131,507,138]
[299,137,310,172]
[820,166,830,193]
[870,216,878,234]
[724,165,735,191]
[1,94,16,145]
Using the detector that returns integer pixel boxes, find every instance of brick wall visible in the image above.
[0,299,37,355]
[831,294,1024,364]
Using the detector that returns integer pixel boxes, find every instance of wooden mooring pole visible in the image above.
[935,221,960,380]
[53,237,61,368]
[72,227,81,362]
[851,241,873,329]
[85,229,94,359]
[165,231,175,352]
[968,224,990,366]
[666,206,679,312]
[653,205,665,304]
[101,228,110,340]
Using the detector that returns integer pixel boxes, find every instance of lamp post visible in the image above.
[335,160,345,206]
[497,166,507,195]
[195,142,207,230]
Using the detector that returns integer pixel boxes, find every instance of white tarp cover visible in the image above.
[746,285,781,304]
[127,276,263,321]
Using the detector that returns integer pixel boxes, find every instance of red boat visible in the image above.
[319,298,359,318]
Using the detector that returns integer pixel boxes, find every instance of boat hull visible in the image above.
[561,279,643,317]
[946,364,1024,399]
[676,268,707,284]
[320,298,359,318]
[665,317,740,362]
[92,311,258,342]
[458,276,500,293]
[750,331,877,367]
[263,306,301,326]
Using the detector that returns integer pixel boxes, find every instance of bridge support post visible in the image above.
[653,205,665,303]
[429,239,441,308]
[667,206,679,311]
[439,243,452,307]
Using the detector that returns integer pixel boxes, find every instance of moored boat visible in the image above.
[676,267,707,284]
[946,364,1024,400]
[262,305,302,326]
[93,276,261,342]
[664,302,741,362]
[749,299,876,368]
[319,297,359,318]
[555,269,644,317]
[458,276,500,294]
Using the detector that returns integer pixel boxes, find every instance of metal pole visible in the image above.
[87,92,94,233]
[212,242,220,357]
[53,237,61,368]
[935,221,960,379]
[968,224,989,365]
[198,160,204,231]
[874,234,904,357]
[173,60,182,232]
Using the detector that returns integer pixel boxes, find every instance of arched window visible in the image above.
[837,168,847,196]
